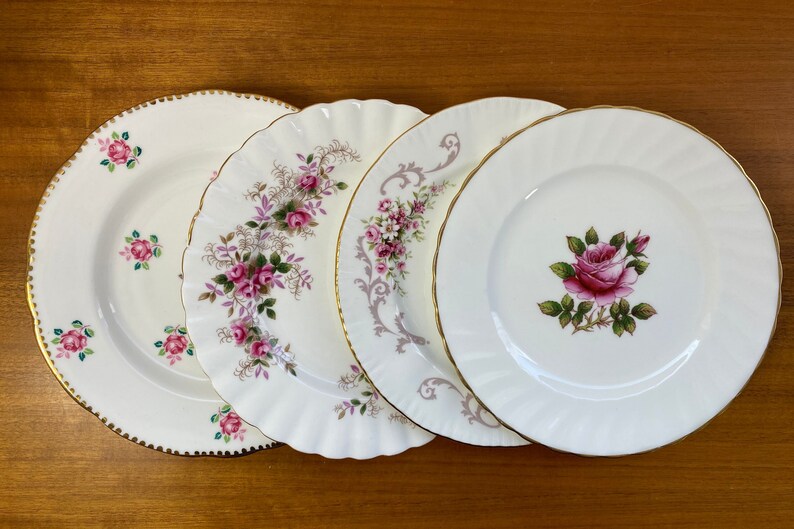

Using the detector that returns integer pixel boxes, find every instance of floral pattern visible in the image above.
[333,364,383,419]
[211,405,246,443]
[119,230,162,270]
[153,325,194,366]
[538,227,657,336]
[99,131,142,172]
[199,141,360,381]
[51,320,95,361]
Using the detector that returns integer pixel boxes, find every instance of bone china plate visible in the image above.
[434,106,781,456]
[28,91,296,455]
[336,97,563,446]
[182,100,435,459]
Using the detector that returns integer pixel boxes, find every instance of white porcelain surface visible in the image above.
[435,107,780,456]
[182,100,435,459]
[337,98,563,446]
[28,91,294,454]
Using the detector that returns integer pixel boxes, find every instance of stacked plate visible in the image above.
[28,90,780,459]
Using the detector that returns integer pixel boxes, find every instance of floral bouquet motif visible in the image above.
[99,131,142,172]
[538,227,657,336]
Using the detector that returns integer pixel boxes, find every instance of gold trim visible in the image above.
[26,89,298,457]
[431,105,783,456]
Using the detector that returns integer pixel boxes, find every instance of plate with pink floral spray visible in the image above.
[27,91,296,455]
[434,106,780,456]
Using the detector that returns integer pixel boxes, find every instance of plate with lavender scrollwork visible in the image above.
[336,98,563,446]
[182,100,435,459]
[434,106,781,456]
[27,91,297,455]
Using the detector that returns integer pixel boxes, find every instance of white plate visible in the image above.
[28,90,296,455]
[183,100,435,459]
[435,107,781,456]
[336,98,562,446]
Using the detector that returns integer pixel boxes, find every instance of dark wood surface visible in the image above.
[1,1,792,527]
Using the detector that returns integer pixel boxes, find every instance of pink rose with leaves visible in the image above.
[237,279,258,299]
[286,209,312,229]
[230,322,247,345]
[563,242,639,306]
[365,225,381,243]
[378,199,392,212]
[298,173,320,191]
[164,333,188,355]
[226,263,247,284]
[60,329,87,353]
[253,264,275,287]
[631,233,650,254]
[107,139,132,164]
[130,239,153,262]
[219,411,243,435]
[375,243,392,258]
[250,340,271,359]
[375,262,388,275]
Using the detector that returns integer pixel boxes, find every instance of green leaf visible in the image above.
[141,262,149,270]
[221,404,231,413]
[627,259,649,275]
[619,298,630,315]
[51,338,60,344]
[54,328,63,335]
[100,159,110,166]
[126,160,136,169]
[152,247,161,258]
[360,405,366,415]
[336,182,348,190]
[214,432,222,439]
[134,262,141,270]
[269,252,281,266]
[257,303,265,314]
[164,326,175,333]
[83,348,94,355]
[154,340,163,347]
[572,312,584,327]
[623,316,637,335]
[158,349,165,356]
[210,414,219,423]
[78,352,86,361]
[112,131,120,140]
[177,327,187,335]
[223,282,234,294]
[350,399,361,406]
[263,298,276,307]
[133,146,141,156]
[149,234,158,243]
[108,163,115,173]
[559,311,572,329]
[361,391,372,397]
[538,301,563,317]
[254,253,266,267]
[245,221,259,229]
[306,153,313,163]
[631,303,657,320]
[549,262,575,279]
[223,435,231,443]
[213,274,229,284]
[187,350,193,356]
[125,236,133,243]
[612,319,625,337]
[72,320,83,327]
[132,230,140,238]
[121,131,129,140]
[585,226,599,245]
[561,294,574,311]
[609,302,620,319]
[609,231,625,249]
[567,236,586,256]
[83,327,94,337]
[266,308,276,320]
[259,222,269,231]
[276,262,291,274]
[577,301,594,314]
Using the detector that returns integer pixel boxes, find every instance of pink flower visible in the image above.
[631,233,650,254]
[298,173,320,191]
[412,220,420,230]
[237,279,258,299]
[396,261,407,271]
[393,242,406,256]
[375,243,393,258]
[375,262,388,274]
[563,242,638,306]
[286,209,312,229]
[164,333,188,355]
[364,225,381,243]
[230,322,247,345]
[253,264,275,287]
[130,239,153,262]
[413,200,426,214]
[59,329,87,353]
[250,340,271,359]
[226,263,247,284]
[219,411,243,435]
[107,139,132,164]
[378,199,393,212]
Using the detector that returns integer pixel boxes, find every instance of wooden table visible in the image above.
[1,1,792,527]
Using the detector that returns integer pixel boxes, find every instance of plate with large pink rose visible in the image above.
[27,90,296,455]
[434,106,781,456]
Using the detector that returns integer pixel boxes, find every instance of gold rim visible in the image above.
[431,105,783,456]
[26,89,298,457]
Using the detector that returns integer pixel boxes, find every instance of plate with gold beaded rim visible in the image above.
[182,100,435,459]
[336,97,563,446]
[434,106,781,456]
[27,90,296,455]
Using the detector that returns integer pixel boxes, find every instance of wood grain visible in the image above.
[1,1,792,527]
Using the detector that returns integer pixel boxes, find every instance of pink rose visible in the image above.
[631,233,650,254]
[286,209,312,229]
[413,200,426,214]
[563,242,638,306]
[393,242,406,256]
[237,279,258,299]
[226,263,247,284]
[375,243,392,258]
[378,199,392,212]
[250,340,271,359]
[412,220,420,230]
[364,225,381,243]
[230,322,247,345]
[60,329,87,353]
[164,333,188,355]
[253,264,275,287]
[107,139,132,164]
[298,173,320,190]
[396,261,407,271]
[130,239,153,262]
[375,262,388,275]
[219,411,243,435]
